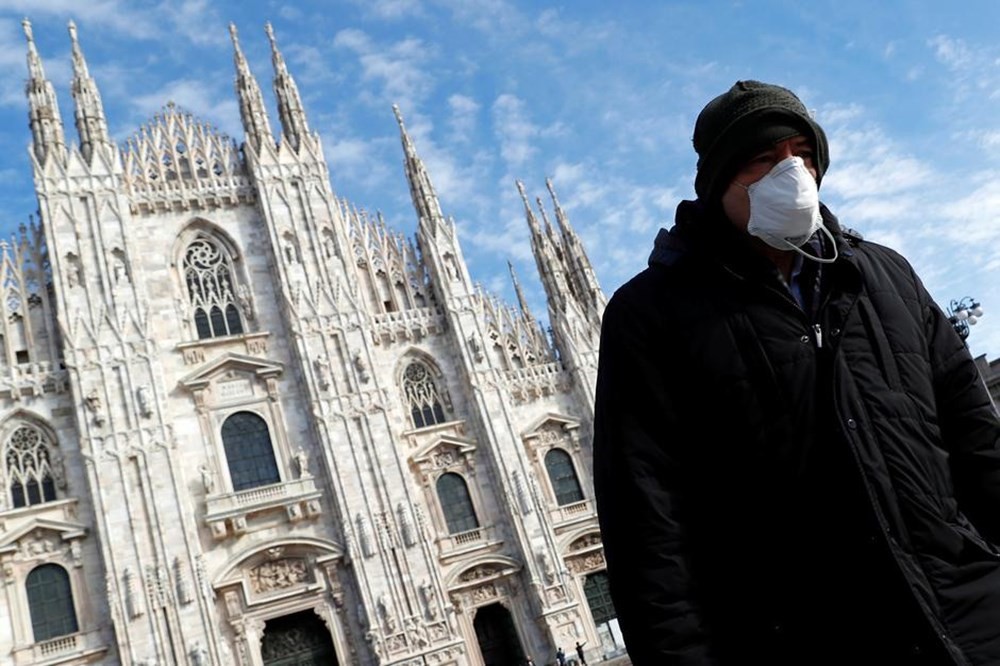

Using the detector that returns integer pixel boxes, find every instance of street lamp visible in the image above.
[947,297,985,341]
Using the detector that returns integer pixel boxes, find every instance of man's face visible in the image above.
[720,135,818,231]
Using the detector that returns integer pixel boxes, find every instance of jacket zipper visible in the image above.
[813,323,823,349]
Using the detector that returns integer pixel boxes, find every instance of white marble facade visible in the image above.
[0,19,617,666]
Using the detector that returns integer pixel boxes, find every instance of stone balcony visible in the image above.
[205,476,322,540]
[13,630,108,666]
[436,525,502,563]
[549,498,596,531]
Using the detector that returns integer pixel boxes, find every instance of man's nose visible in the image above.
[775,142,795,160]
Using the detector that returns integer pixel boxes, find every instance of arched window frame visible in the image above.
[435,471,480,535]
[2,423,62,511]
[398,355,452,430]
[220,410,282,492]
[544,447,585,506]
[25,563,79,643]
[173,222,252,342]
[521,417,589,510]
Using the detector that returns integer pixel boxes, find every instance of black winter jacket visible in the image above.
[593,200,1000,665]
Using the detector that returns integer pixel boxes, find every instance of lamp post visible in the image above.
[947,297,984,342]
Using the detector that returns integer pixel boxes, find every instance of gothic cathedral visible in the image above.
[1,19,618,666]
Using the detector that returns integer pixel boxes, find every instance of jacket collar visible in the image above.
[649,198,856,273]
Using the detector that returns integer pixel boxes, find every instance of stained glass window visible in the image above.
[545,448,584,506]
[26,564,78,642]
[183,237,244,339]
[222,412,280,492]
[436,472,479,534]
[4,426,57,509]
[402,362,446,429]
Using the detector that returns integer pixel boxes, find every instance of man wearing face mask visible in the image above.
[593,80,1000,665]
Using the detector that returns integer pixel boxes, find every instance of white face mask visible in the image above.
[742,156,837,264]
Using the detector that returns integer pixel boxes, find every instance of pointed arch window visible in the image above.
[222,412,280,492]
[402,362,446,429]
[436,472,479,534]
[4,426,57,509]
[26,564,78,642]
[183,236,245,339]
[544,448,584,506]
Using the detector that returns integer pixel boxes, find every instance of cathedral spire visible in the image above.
[393,105,445,229]
[516,179,569,312]
[546,178,606,314]
[265,22,310,151]
[23,19,66,165]
[535,196,563,261]
[68,21,111,163]
[546,178,577,244]
[229,23,273,152]
[508,260,533,320]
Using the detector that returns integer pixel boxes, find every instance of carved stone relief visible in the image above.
[566,551,606,575]
[248,557,309,594]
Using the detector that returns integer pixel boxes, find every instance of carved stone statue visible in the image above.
[353,353,370,384]
[136,385,153,418]
[237,283,255,320]
[84,389,106,426]
[468,334,483,362]
[124,567,143,618]
[199,464,215,494]
[356,513,374,558]
[294,448,310,478]
[313,356,331,390]
[377,593,396,632]
[419,579,437,619]
[66,253,83,288]
[52,453,67,489]
[406,616,429,647]
[113,257,127,284]
[189,642,208,666]
[174,557,193,605]
[538,550,556,585]
[398,502,416,547]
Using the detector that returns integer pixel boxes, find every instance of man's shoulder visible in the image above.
[609,264,678,310]
[847,233,913,272]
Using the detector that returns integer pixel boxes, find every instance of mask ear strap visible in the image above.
[783,223,839,264]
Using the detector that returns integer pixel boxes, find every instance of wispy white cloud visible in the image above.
[332,28,434,112]
[491,94,565,170]
[447,94,479,143]
[3,0,190,42]
[324,134,396,192]
[822,117,933,202]
[344,0,423,19]
[278,5,303,21]
[938,175,1000,246]
[929,35,975,69]
[435,0,523,35]
[928,34,1000,100]
[492,94,538,167]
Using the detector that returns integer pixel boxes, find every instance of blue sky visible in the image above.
[1,0,998,359]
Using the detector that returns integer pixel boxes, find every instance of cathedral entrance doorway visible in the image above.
[260,610,338,666]
[473,603,525,665]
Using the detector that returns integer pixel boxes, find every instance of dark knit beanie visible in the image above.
[693,80,829,204]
